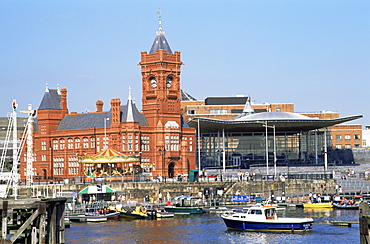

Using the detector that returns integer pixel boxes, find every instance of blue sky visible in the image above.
[1,1,369,127]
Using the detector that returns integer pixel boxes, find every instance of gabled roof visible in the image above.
[56,93,148,131]
[56,112,110,130]
[38,88,61,110]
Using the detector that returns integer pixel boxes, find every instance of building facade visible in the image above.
[181,95,362,150]
[186,98,362,170]
[19,23,196,182]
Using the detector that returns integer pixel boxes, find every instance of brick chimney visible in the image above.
[96,100,103,112]
[60,88,68,114]
[110,98,121,127]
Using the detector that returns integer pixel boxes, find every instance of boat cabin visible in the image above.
[240,206,277,220]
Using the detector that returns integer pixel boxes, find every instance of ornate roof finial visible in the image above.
[57,84,61,95]
[156,9,164,36]
[45,83,49,92]
[128,86,132,101]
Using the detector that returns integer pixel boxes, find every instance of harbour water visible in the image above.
[65,207,359,243]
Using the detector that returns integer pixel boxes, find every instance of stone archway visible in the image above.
[168,162,175,178]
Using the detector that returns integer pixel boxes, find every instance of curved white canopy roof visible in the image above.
[233,111,316,121]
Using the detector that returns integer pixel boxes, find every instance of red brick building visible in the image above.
[20,24,196,182]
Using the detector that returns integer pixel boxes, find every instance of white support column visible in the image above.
[273,125,276,178]
[197,119,201,171]
[265,122,269,176]
[324,128,328,171]
[315,130,318,164]
[222,129,226,172]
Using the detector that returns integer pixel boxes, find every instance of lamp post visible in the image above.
[159,148,166,180]
[263,122,276,178]
[104,118,109,149]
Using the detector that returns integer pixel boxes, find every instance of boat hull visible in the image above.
[221,217,313,232]
[164,206,203,214]
[68,211,120,222]
[303,202,333,208]
[333,203,359,209]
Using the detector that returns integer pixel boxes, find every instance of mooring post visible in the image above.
[1,201,8,240]
[359,201,370,244]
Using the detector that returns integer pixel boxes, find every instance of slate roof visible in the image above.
[38,89,61,110]
[56,103,148,131]
[181,90,197,101]
[56,112,111,130]
[149,19,172,54]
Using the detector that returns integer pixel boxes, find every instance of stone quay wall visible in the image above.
[48,179,336,203]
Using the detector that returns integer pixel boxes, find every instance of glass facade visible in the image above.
[197,130,342,169]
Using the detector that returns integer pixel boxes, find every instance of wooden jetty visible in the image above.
[1,198,67,244]
[330,221,358,227]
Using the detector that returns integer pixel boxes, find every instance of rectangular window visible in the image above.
[187,110,196,115]
[210,110,227,115]
[336,135,342,141]
[345,135,350,140]
[336,145,342,149]
[354,135,360,140]
[231,109,243,114]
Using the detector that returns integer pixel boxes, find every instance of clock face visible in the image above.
[150,78,157,88]
[166,77,172,88]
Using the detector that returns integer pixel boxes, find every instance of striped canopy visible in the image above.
[80,148,139,164]
[79,185,116,194]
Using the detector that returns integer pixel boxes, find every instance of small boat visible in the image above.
[68,211,120,222]
[164,196,203,214]
[115,206,148,219]
[151,210,175,218]
[303,202,333,208]
[333,202,359,209]
[111,205,174,219]
[221,205,314,232]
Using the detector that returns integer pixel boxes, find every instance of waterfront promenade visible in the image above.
[16,164,370,205]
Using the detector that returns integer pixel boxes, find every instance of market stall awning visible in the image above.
[79,148,140,164]
[79,185,116,194]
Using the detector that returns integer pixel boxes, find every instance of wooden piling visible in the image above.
[0,198,66,244]
[359,201,370,244]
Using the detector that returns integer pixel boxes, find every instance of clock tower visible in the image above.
[140,14,183,127]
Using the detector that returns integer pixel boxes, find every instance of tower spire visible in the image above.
[126,86,134,122]
[157,9,163,35]
[149,10,172,53]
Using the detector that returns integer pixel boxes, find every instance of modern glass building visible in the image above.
[188,100,363,171]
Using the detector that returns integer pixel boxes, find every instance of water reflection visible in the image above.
[66,208,359,244]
